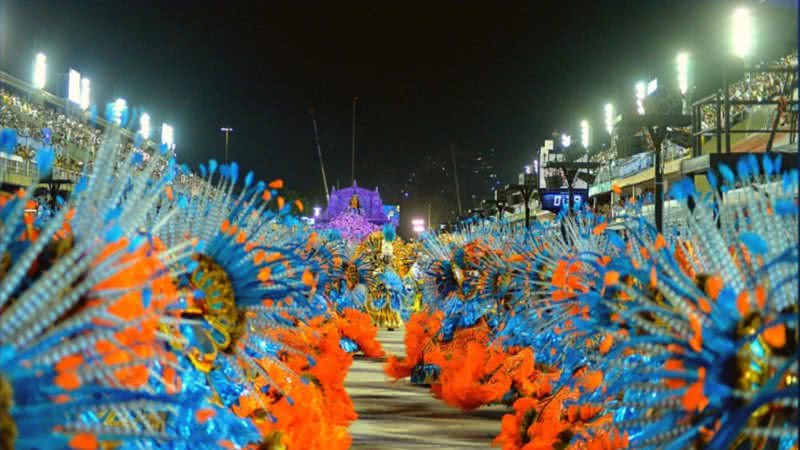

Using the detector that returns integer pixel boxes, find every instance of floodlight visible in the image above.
[112,98,127,125]
[604,103,614,134]
[580,120,590,148]
[732,7,754,58]
[413,225,425,233]
[561,134,571,148]
[647,78,658,96]
[411,218,425,226]
[635,82,646,115]
[161,123,174,148]
[524,165,532,175]
[68,69,81,104]
[313,206,322,218]
[80,78,91,110]
[676,52,690,94]
[140,113,151,140]
[33,53,46,89]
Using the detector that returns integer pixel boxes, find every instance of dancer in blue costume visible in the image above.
[0,133,255,449]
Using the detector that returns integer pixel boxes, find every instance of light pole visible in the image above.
[33,53,46,90]
[677,52,690,113]
[220,127,233,165]
[580,120,590,149]
[605,103,614,135]
[351,97,358,184]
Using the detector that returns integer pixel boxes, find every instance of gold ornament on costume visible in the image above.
[0,374,16,450]
[164,254,244,372]
[392,241,417,277]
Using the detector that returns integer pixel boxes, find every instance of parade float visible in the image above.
[315,182,418,330]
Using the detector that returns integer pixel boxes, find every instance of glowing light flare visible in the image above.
[412,217,426,233]
[33,53,46,89]
[561,134,571,148]
[604,103,614,135]
[580,120,590,149]
[313,206,322,218]
[161,123,175,149]
[139,113,151,140]
[732,7,754,58]
[647,78,658,96]
[112,98,127,125]
[68,69,81,104]
[677,52,690,94]
[635,82,646,115]
[80,78,91,110]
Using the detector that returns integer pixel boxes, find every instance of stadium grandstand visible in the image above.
[1,65,206,204]
[592,51,797,219]
[484,49,797,228]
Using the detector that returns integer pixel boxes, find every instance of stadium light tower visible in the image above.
[635,81,646,115]
[80,78,91,110]
[604,103,614,134]
[676,52,690,95]
[33,53,47,89]
[162,123,174,150]
[580,120,590,149]
[731,7,754,59]
[68,69,81,104]
[112,98,127,125]
[140,113,151,140]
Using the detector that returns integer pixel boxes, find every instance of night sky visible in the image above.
[1,0,796,208]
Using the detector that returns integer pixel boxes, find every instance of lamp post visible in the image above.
[220,127,233,165]
[619,112,692,233]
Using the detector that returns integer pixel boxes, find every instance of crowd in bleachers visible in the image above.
[700,52,797,130]
[587,51,797,187]
[1,87,206,194]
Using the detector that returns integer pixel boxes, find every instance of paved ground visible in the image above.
[346,327,509,449]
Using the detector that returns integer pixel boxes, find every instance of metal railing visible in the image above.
[690,66,798,156]
[0,157,81,184]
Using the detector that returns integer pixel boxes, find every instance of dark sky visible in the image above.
[1,0,796,205]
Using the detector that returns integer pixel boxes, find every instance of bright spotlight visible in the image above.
[524,165,532,175]
[112,98,127,125]
[412,217,425,233]
[604,103,614,134]
[313,206,322,218]
[80,78,91,110]
[635,82,646,115]
[139,113,151,140]
[161,123,174,149]
[580,120,590,149]
[647,78,658,96]
[561,134,571,148]
[676,52,690,95]
[33,53,47,89]
[68,69,81,104]
[732,7,754,58]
